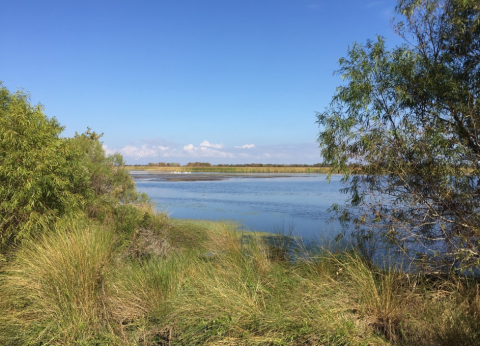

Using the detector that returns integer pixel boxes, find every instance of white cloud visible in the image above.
[200,140,223,149]
[183,144,195,151]
[120,145,160,159]
[234,144,255,149]
[103,140,321,164]
[103,144,170,160]
[183,143,233,158]
[102,145,117,156]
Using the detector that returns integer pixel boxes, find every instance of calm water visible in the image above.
[131,172,348,240]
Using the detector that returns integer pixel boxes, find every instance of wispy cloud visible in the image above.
[200,140,224,149]
[183,143,233,158]
[102,145,118,156]
[103,144,169,160]
[103,140,321,164]
[234,144,255,149]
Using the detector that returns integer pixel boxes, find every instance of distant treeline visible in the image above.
[211,163,330,167]
[147,162,182,167]
[143,162,332,167]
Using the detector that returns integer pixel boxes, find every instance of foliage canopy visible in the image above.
[0,84,86,249]
[0,83,138,253]
[317,0,480,270]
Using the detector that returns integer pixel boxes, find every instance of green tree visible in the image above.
[317,0,480,270]
[0,84,88,250]
[69,128,139,218]
[0,84,139,254]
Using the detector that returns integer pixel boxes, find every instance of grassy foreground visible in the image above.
[126,165,332,174]
[2,207,480,345]
[5,81,478,345]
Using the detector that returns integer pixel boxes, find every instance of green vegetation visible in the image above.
[317,0,480,271]
[0,80,477,345]
[0,83,140,256]
[1,82,480,345]
[2,1,480,344]
[139,162,334,173]
[0,85,86,253]
[2,215,480,345]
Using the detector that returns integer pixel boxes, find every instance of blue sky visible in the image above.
[1,0,401,164]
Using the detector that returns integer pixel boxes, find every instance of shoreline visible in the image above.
[126,165,333,174]
[130,171,303,181]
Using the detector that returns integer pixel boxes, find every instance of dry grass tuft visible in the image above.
[0,223,117,345]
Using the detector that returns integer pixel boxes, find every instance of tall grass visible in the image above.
[110,255,187,324]
[160,229,381,345]
[0,222,117,345]
[1,215,480,345]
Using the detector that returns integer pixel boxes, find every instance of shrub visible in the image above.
[0,83,89,252]
[0,83,139,255]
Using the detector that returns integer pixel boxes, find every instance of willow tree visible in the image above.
[0,84,88,251]
[317,0,480,270]
[0,84,138,255]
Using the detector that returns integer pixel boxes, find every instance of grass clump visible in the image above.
[157,230,379,345]
[109,255,187,339]
[0,221,117,345]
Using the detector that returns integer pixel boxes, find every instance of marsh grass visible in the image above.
[0,221,117,345]
[159,228,381,345]
[1,214,480,345]
[109,254,188,335]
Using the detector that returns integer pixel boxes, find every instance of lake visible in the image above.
[131,172,348,241]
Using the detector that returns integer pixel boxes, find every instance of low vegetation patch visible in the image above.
[2,216,480,345]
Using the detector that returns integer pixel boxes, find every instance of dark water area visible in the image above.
[131,171,348,241]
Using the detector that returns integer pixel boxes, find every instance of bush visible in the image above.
[0,83,141,256]
[0,83,89,251]
[69,129,139,211]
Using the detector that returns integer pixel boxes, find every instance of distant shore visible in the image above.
[126,165,333,174]
[130,172,300,182]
